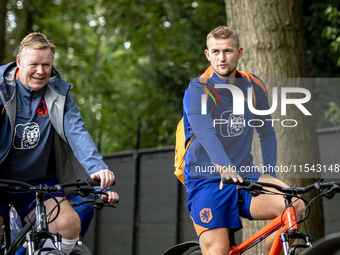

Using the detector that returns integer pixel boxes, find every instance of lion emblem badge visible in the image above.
[220,111,244,137]
[13,122,40,149]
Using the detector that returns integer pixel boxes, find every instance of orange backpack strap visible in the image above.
[0,105,4,119]
[239,71,256,108]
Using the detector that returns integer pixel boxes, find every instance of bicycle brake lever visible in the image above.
[324,184,340,199]
[249,190,262,197]
[324,191,336,199]
[75,186,93,198]
[237,186,262,197]
[93,191,108,196]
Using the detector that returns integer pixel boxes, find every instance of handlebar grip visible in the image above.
[88,180,101,186]
[222,178,252,186]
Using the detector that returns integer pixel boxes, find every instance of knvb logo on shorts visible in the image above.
[200,208,213,223]
[201,84,312,128]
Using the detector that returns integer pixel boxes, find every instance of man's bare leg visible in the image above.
[199,227,230,255]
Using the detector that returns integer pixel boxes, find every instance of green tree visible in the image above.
[303,0,340,128]
[323,5,340,66]
[0,0,7,64]
[3,0,226,153]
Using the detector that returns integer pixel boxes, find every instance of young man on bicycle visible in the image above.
[183,26,305,255]
[0,32,119,254]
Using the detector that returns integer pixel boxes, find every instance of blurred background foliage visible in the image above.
[1,0,340,153]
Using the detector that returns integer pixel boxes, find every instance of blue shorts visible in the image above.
[67,194,94,238]
[187,173,261,237]
[0,179,65,221]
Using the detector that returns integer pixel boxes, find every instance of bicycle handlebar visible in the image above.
[0,179,115,193]
[69,198,117,208]
[222,178,340,195]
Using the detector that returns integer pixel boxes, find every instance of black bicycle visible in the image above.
[0,179,112,255]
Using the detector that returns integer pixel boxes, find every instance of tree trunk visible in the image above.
[0,0,7,65]
[225,0,324,254]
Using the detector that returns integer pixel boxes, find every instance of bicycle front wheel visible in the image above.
[45,250,67,255]
[70,245,93,255]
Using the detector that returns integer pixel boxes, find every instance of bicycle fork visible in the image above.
[279,196,312,255]
[26,192,63,255]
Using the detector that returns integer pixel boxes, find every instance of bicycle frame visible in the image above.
[229,196,310,255]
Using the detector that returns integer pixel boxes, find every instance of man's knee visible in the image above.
[48,204,81,239]
[199,228,230,255]
[58,209,81,238]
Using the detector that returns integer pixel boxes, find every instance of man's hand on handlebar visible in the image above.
[90,169,119,204]
[212,163,243,190]
[103,191,119,204]
[90,169,115,189]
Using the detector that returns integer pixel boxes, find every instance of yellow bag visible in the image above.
[174,117,195,185]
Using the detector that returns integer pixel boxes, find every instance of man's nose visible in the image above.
[36,65,44,74]
[219,52,226,61]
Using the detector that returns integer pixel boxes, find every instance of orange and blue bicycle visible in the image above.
[163,178,340,255]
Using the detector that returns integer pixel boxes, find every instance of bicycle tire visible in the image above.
[45,250,68,255]
[297,232,340,255]
[188,248,202,255]
[296,247,312,255]
[69,245,93,255]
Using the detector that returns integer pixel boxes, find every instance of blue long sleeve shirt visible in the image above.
[183,67,277,190]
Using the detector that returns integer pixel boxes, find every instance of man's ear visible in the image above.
[16,55,21,68]
[238,47,243,59]
[204,49,210,62]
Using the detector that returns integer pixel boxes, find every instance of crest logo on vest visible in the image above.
[37,100,48,116]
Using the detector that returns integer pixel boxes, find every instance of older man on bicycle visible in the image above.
[0,32,119,254]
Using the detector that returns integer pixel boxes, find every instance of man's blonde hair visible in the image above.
[206,26,240,49]
[18,32,56,57]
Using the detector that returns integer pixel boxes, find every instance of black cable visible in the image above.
[26,191,60,226]
[46,196,66,224]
